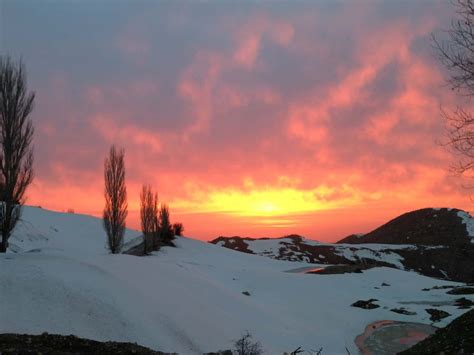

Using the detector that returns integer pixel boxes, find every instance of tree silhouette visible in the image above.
[0,56,34,253]
[159,204,174,244]
[140,184,159,254]
[103,145,127,254]
[434,0,474,175]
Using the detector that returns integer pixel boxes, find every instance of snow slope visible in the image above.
[0,207,471,354]
[8,207,141,254]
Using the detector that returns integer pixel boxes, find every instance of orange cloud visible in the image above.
[92,115,163,154]
[14,1,473,242]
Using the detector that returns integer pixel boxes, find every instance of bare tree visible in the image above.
[0,56,35,253]
[159,203,173,244]
[152,202,160,250]
[140,184,159,254]
[103,145,127,254]
[434,0,474,95]
[233,332,263,355]
[434,0,474,175]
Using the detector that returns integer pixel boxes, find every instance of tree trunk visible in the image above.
[0,237,7,253]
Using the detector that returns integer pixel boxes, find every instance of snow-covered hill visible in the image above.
[7,207,141,254]
[0,207,472,354]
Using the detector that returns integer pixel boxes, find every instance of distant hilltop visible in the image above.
[210,208,474,283]
[337,208,474,246]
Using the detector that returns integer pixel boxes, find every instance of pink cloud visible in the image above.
[18,1,474,241]
[92,114,163,154]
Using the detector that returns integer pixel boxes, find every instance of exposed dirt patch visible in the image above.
[447,287,474,295]
[0,333,169,354]
[455,297,474,309]
[425,309,451,322]
[306,264,374,275]
[422,285,455,291]
[390,308,416,316]
[123,239,176,256]
[0,333,233,355]
[351,299,380,309]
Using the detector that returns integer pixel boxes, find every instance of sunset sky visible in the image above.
[1,0,472,241]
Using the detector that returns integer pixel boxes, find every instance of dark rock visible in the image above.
[351,299,380,309]
[399,309,474,354]
[432,285,456,290]
[423,285,455,291]
[337,208,471,247]
[307,264,373,275]
[447,287,474,295]
[455,297,474,309]
[390,308,416,315]
[122,237,176,256]
[242,291,250,296]
[0,333,171,354]
[426,308,451,322]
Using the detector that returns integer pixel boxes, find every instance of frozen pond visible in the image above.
[355,320,437,355]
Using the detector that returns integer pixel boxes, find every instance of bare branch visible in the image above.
[103,145,127,254]
[140,184,159,254]
[0,56,35,252]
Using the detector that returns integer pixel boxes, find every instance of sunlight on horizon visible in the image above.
[171,185,362,218]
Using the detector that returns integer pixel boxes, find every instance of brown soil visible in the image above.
[0,333,169,354]
[0,333,233,355]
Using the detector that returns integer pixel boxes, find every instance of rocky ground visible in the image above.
[338,208,472,246]
[0,333,232,355]
[399,309,474,354]
[0,333,168,354]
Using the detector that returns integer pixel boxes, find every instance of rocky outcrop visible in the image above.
[211,235,474,282]
[0,333,171,354]
[0,333,233,355]
[337,208,472,246]
[399,309,474,354]
[426,309,451,322]
[351,299,380,309]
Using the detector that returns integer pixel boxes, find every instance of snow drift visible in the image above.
[0,206,472,354]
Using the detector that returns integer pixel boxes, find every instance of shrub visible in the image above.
[172,222,184,236]
[233,332,263,355]
[160,204,174,243]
